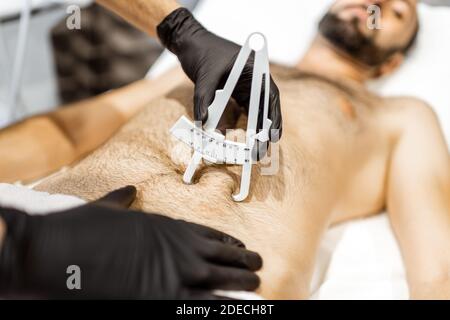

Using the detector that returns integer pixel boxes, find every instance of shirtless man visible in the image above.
[3,0,450,299]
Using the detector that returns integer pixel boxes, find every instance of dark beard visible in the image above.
[318,12,395,66]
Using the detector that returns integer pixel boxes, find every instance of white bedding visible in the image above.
[147,0,450,299]
[0,183,85,214]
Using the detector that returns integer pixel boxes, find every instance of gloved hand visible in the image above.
[157,8,282,143]
[0,186,262,299]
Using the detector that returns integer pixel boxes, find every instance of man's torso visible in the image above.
[35,66,408,298]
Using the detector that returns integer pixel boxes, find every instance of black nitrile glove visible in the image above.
[157,8,282,143]
[0,186,262,299]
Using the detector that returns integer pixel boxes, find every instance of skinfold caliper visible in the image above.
[170,32,272,202]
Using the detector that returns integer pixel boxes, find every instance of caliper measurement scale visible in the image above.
[170,32,272,202]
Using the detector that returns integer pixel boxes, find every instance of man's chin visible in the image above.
[320,29,363,54]
[319,14,366,53]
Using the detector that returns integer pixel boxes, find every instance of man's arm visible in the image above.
[386,99,450,299]
[96,0,180,37]
[0,69,186,183]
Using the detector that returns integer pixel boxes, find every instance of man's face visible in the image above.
[319,0,418,66]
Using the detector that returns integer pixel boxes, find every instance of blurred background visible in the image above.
[0,0,198,127]
[0,0,447,128]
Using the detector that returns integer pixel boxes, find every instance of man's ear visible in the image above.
[372,52,404,78]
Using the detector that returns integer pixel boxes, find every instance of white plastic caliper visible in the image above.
[170,32,272,202]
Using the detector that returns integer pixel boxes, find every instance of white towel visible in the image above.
[0,183,85,215]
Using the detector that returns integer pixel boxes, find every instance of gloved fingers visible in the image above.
[184,221,245,248]
[202,241,263,271]
[253,77,281,153]
[230,52,255,109]
[193,75,222,124]
[268,77,282,142]
[200,265,261,291]
[251,141,269,162]
[93,185,137,209]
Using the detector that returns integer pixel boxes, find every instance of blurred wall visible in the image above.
[0,7,66,127]
[0,0,199,127]
[421,0,450,5]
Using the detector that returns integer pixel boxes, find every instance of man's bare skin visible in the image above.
[35,60,450,298]
[3,0,449,299]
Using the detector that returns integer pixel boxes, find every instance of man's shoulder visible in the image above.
[384,96,429,106]
[381,95,438,122]
[383,96,431,108]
